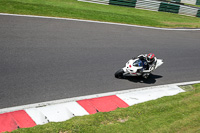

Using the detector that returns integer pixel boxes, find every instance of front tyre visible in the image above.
[115,69,125,79]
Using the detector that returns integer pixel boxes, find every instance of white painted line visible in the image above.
[1,13,200,31]
[0,80,200,114]
[172,81,200,86]
[78,0,109,5]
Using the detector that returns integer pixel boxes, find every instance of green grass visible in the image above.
[0,0,200,28]
[184,3,200,8]
[11,84,200,133]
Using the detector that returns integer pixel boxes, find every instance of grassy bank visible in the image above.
[0,0,200,28]
[11,84,200,133]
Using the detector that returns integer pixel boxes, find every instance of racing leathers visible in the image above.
[137,54,157,78]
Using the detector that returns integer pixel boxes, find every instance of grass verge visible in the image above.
[184,3,200,8]
[0,0,200,28]
[11,84,200,133]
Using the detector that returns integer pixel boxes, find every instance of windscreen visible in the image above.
[133,60,143,67]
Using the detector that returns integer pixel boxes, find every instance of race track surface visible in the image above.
[0,15,200,109]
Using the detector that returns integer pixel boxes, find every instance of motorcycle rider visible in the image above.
[137,53,157,78]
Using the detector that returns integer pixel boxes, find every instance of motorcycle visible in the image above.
[115,57,164,79]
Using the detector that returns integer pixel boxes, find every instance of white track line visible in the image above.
[1,13,200,31]
[0,80,200,114]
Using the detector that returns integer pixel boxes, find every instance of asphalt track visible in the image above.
[0,14,200,109]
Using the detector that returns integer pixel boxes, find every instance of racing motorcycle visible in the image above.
[115,57,164,79]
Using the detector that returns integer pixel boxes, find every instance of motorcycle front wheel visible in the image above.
[115,69,125,79]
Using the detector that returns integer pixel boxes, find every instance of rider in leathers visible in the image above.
[137,53,157,78]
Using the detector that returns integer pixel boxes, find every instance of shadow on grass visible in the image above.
[123,74,163,84]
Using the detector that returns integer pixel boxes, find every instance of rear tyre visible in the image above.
[115,69,125,79]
